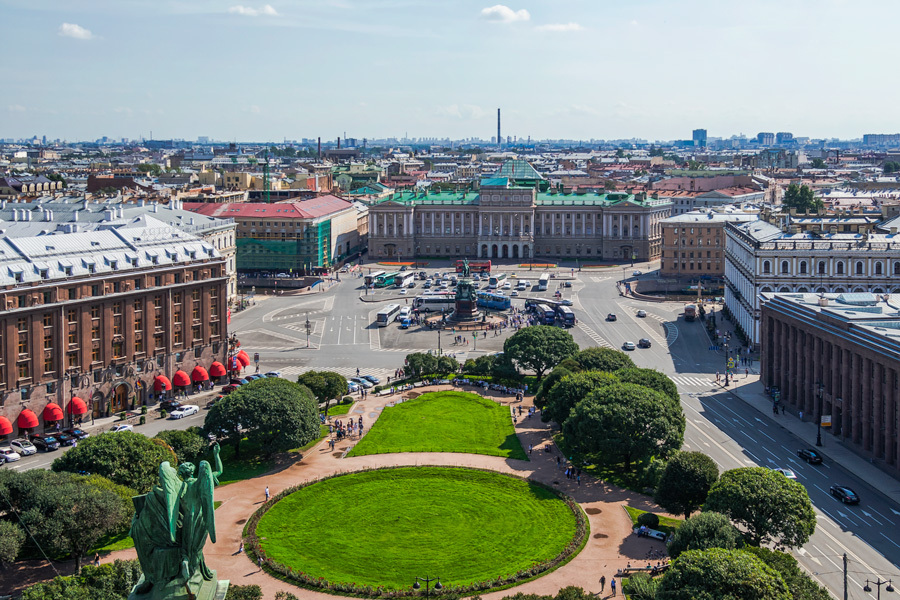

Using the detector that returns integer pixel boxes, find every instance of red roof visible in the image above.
[184,196,352,220]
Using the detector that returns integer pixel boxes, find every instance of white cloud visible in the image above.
[228,4,278,17]
[480,5,530,23]
[535,22,583,32]
[7,105,26,112]
[58,23,93,40]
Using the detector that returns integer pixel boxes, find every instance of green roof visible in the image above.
[492,159,544,181]
[374,190,479,206]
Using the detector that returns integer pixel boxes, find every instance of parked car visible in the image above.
[63,427,89,440]
[633,270,643,276]
[607,313,617,321]
[772,467,797,480]
[560,299,573,306]
[0,446,21,463]
[830,485,860,504]
[797,448,823,464]
[636,310,647,318]
[351,377,374,389]
[264,371,282,378]
[622,341,636,351]
[230,378,249,386]
[55,432,78,447]
[10,439,36,456]
[400,289,408,295]
[221,384,240,395]
[399,265,408,271]
[160,400,183,412]
[510,290,519,297]
[638,338,652,348]
[206,395,225,408]
[275,272,289,278]
[564,281,572,287]
[245,374,264,381]
[31,434,60,452]
[347,381,359,392]
[110,424,134,433]
[400,318,411,329]
[170,405,200,419]
[362,375,381,384]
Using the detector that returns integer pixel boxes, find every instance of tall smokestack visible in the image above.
[337,137,341,149]
[497,108,501,147]
[317,137,321,159]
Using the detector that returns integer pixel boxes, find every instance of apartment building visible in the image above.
[660,210,757,277]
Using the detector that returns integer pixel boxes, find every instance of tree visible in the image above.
[52,431,177,493]
[405,352,437,377]
[703,467,817,548]
[462,354,495,376]
[810,158,826,169]
[203,378,319,457]
[533,366,572,410]
[621,571,658,600]
[0,520,25,568]
[667,511,744,559]
[656,548,791,600]
[615,367,678,403]
[603,180,617,191]
[21,559,143,600]
[655,451,719,519]
[572,347,635,373]
[154,427,209,465]
[562,383,685,471]
[75,474,138,534]
[436,355,460,375]
[884,161,900,174]
[743,547,831,600]
[503,325,578,382]
[615,148,626,158]
[782,183,823,213]
[542,371,618,426]
[297,370,348,414]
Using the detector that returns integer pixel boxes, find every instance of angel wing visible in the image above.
[158,461,184,544]
[198,460,217,543]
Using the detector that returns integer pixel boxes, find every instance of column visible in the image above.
[489,214,493,235]
[874,363,884,459]
[451,213,455,235]
[851,353,862,445]
[888,368,898,466]
[393,213,397,235]
[530,213,535,234]
[441,214,445,236]
[862,358,872,452]
[478,214,483,236]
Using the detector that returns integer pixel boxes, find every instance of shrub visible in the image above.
[226,584,263,600]
[140,406,148,415]
[117,412,127,421]
[637,512,660,528]
[139,416,146,425]
[342,396,353,404]
[160,409,167,419]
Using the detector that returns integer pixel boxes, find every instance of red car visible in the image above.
[221,384,239,394]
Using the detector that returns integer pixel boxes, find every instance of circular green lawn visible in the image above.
[255,467,581,591]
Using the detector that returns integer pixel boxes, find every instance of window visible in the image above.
[818,261,827,275]
[44,356,54,374]
[193,305,201,321]
[781,260,790,274]
[135,338,144,353]
[800,261,807,274]
[875,262,883,275]
[174,329,183,345]
[68,329,77,345]
[92,323,100,340]
[90,306,100,319]
[155,312,163,328]
[67,309,77,323]
[856,261,864,275]
[836,262,844,275]
[92,347,101,363]
[895,262,900,276]
[112,341,124,358]
[91,284,100,296]
[18,334,28,355]
[17,363,30,380]
[44,332,52,350]
[17,318,27,333]
[43,314,52,327]
[68,352,78,368]
[763,260,771,274]
[135,317,143,332]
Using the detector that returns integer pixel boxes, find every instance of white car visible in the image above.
[169,405,200,419]
[510,290,519,297]
[110,424,134,433]
[10,439,37,456]
[636,310,647,317]
[773,467,798,480]
[0,446,21,462]
[400,289,408,295]
[502,282,512,289]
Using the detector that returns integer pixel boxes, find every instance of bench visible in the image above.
[633,526,668,542]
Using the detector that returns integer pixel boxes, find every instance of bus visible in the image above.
[556,305,576,327]
[376,304,402,326]
[536,304,556,325]
[364,270,386,287]
[374,272,401,288]
[487,273,508,289]
[477,291,511,311]
[413,294,455,312]
[537,273,550,291]
[398,274,415,288]
[456,259,492,274]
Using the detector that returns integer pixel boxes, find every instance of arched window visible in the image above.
[856,261,864,275]
[836,262,844,275]
[763,260,771,274]
[818,262,827,274]
[779,286,791,292]
[799,261,807,274]
[761,286,773,293]
[781,260,790,274]
[895,262,900,276]
[875,262,883,275]
[798,287,809,293]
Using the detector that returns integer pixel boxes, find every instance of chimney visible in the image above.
[818,297,829,307]
[891,227,897,235]
[497,108,501,148]
[317,137,321,159]
[72,210,78,222]
[337,137,341,149]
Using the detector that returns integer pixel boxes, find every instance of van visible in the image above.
[400,318,411,329]
[399,306,412,319]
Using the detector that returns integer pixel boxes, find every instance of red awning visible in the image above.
[0,416,12,436]
[154,375,172,392]
[236,351,251,367]
[67,397,88,415]
[43,403,64,422]
[191,366,209,382]
[172,370,191,387]
[17,409,39,429]
[209,361,227,377]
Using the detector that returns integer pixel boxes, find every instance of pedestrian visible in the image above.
[94,553,100,567]
[528,444,533,455]
[715,371,720,382]
[610,578,616,596]
[258,556,263,570]
[356,367,360,376]
[556,456,561,469]
[265,486,269,502]
[600,575,606,593]
[745,367,749,377]
[238,542,244,553]
[577,474,581,485]
[799,411,803,420]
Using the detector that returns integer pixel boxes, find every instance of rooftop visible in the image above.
[184,195,353,219]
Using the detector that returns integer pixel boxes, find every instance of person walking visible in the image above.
[264,486,270,502]
[94,553,100,567]
[528,444,533,455]
[610,578,616,596]
[238,542,244,554]
[599,575,606,593]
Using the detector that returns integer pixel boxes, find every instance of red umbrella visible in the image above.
[17,409,39,429]
[236,351,251,367]
[209,361,227,377]
[43,403,64,421]
[0,416,12,436]
[154,375,172,392]
[191,366,209,382]
[172,370,191,387]
[67,397,88,415]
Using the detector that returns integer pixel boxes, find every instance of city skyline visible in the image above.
[4,0,900,142]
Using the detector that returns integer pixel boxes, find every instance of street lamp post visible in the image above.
[723,332,732,387]
[816,380,824,447]
[413,576,442,597]
[864,578,894,599]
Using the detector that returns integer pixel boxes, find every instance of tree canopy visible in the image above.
[154,427,209,465]
[542,371,618,426]
[203,378,319,456]
[667,511,744,559]
[297,370,349,413]
[572,347,635,373]
[52,430,178,493]
[615,367,679,403]
[21,560,143,600]
[884,161,900,174]
[656,548,791,600]
[503,326,578,381]
[810,158,826,169]
[0,520,25,568]
[405,352,438,377]
[655,450,719,519]
[703,467,817,548]
[782,183,823,213]
[533,366,572,410]
[743,546,831,600]
[562,383,684,471]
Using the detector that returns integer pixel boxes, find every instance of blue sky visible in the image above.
[2,0,898,142]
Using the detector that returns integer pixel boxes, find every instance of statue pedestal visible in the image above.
[129,572,228,600]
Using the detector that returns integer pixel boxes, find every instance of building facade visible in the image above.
[660,210,757,277]
[760,292,900,476]
[0,225,228,441]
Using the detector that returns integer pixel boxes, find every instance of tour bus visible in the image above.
[374,272,401,288]
[476,291,511,311]
[487,273,508,289]
[413,294,456,312]
[398,274,415,288]
[364,270,386,287]
[537,273,551,291]
[376,304,402,326]
[556,305,576,327]
[536,304,557,325]
[456,259,492,274]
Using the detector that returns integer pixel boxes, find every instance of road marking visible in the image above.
[862,511,883,527]
[576,322,614,349]
[880,532,900,550]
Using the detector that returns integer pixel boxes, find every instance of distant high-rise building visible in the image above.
[692,129,707,147]
[775,132,793,144]
[197,136,210,144]
[863,133,900,146]
[757,132,775,146]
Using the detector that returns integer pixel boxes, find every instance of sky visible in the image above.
[3,0,900,143]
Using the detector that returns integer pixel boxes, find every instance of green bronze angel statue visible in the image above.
[129,442,226,600]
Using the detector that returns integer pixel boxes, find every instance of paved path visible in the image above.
[102,385,673,599]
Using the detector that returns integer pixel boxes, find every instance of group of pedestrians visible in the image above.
[329,416,364,442]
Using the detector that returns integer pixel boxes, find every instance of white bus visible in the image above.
[376,304,401,327]
[398,274,415,288]
[537,273,550,291]
[365,270,386,287]
[413,294,455,312]
[487,273,508,289]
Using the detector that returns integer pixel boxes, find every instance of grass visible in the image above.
[346,391,526,460]
[256,467,578,590]
[214,439,277,486]
[623,506,682,536]
[326,402,352,416]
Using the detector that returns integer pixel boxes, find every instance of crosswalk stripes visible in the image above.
[577,322,613,349]
[671,375,714,388]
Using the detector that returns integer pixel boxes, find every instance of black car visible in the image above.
[607,313,617,321]
[160,399,183,412]
[797,448,823,464]
[564,281,572,287]
[30,434,60,452]
[55,432,78,447]
[830,485,860,504]
[63,428,89,440]
[638,338,652,348]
